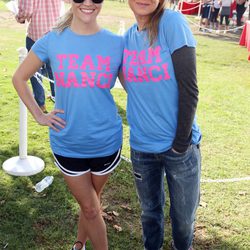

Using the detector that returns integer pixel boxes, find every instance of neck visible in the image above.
[71,18,100,35]
[135,15,149,31]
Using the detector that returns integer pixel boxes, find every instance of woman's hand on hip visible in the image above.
[36,109,66,132]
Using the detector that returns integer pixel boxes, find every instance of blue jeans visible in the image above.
[41,61,55,97]
[131,145,201,250]
[26,36,45,107]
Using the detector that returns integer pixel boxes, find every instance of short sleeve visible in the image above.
[161,11,196,54]
[31,33,50,63]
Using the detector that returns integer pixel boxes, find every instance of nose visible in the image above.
[82,0,93,5]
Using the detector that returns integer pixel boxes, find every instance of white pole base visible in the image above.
[2,156,44,176]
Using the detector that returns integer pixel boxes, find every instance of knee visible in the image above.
[81,203,100,220]
[173,219,194,237]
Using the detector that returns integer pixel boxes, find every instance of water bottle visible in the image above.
[35,176,54,192]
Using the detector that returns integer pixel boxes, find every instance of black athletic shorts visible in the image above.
[53,148,121,177]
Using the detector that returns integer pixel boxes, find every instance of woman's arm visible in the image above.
[171,46,198,153]
[12,51,65,131]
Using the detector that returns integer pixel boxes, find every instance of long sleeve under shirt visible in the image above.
[171,46,199,153]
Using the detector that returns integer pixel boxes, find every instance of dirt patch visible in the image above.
[193,27,242,43]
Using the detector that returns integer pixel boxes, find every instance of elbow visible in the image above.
[12,72,20,89]
[12,72,24,90]
[12,73,18,88]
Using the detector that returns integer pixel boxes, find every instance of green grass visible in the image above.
[0,1,250,249]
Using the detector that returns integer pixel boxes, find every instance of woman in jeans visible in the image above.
[122,0,202,249]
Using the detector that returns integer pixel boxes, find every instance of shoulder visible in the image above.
[160,9,187,27]
[159,9,189,35]
[162,9,183,19]
[100,29,124,49]
[41,30,61,40]
[35,30,64,49]
[100,29,124,45]
[101,29,123,41]
[124,23,138,41]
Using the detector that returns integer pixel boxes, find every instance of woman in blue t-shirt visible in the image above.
[122,0,202,249]
[12,0,124,249]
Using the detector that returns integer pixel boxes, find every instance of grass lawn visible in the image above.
[0,1,250,249]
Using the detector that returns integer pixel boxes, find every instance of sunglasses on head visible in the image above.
[73,0,104,4]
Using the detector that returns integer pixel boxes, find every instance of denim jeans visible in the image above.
[131,145,201,250]
[41,61,55,97]
[26,36,45,107]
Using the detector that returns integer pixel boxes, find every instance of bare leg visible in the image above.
[92,173,109,200]
[76,174,109,248]
[63,173,108,250]
[204,18,209,30]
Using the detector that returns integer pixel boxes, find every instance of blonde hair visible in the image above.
[145,0,165,46]
[53,8,73,33]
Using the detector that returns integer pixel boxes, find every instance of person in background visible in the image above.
[122,0,202,249]
[210,0,221,30]
[219,0,233,32]
[12,0,124,249]
[200,0,212,32]
[229,0,237,28]
[15,0,68,112]
[236,0,247,26]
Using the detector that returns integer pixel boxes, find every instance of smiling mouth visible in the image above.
[135,2,149,6]
[80,8,95,14]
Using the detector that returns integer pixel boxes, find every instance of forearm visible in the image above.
[17,0,33,20]
[12,51,45,121]
[12,74,43,121]
[171,46,199,153]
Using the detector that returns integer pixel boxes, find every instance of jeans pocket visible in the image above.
[165,145,200,175]
[130,148,141,161]
[167,145,191,158]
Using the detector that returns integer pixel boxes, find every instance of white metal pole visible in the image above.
[19,100,27,159]
[197,1,202,19]
[18,47,28,159]
[2,47,44,176]
[180,0,184,13]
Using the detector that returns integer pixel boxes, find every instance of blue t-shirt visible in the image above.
[32,28,123,158]
[123,9,201,153]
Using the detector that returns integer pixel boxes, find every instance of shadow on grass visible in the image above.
[194,29,242,43]
[0,146,78,249]
[194,234,244,250]
[0,145,19,166]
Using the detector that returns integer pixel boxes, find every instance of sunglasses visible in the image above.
[73,0,104,4]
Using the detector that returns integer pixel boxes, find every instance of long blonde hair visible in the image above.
[53,8,73,33]
[145,0,165,46]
